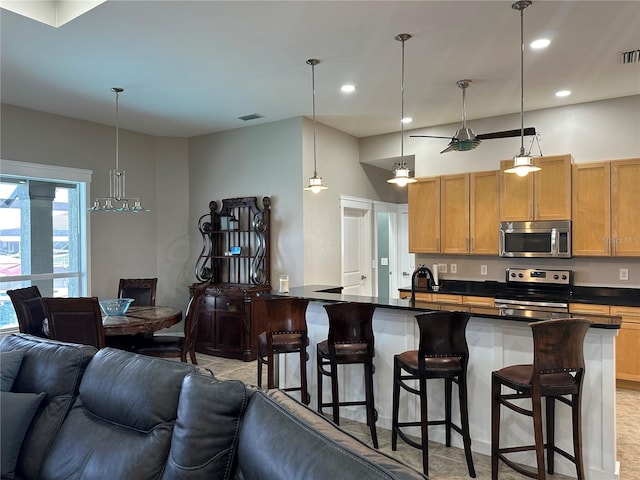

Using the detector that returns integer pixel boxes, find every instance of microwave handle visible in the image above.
[499,229,507,257]
[551,228,558,256]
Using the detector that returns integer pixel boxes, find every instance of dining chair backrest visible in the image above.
[118,278,158,306]
[41,297,106,349]
[7,286,47,337]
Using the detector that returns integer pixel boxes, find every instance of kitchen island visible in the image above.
[264,285,621,480]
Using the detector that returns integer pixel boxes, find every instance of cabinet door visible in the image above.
[470,170,499,255]
[441,174,469,254]
[572,162,611,256]
[534,154,572,220]
[500,159,534,221]
[408,177,440,253]
[611,158,640,256]
[611,305,640,383]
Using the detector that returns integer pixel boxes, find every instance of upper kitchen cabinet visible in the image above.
[470,170,500,255]
[408,177,440,253]
[572,162,611,256]
[441,174,470,254]
[611,158,640,256]
[500,154,572,222]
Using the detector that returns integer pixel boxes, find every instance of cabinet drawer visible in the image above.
[463,296,495,307]
[413,292,433,302]
[399,291,411,300]
[611,306,640,324]
[432,294,463,304]
[214,297,244,313]
[569,303,610,315]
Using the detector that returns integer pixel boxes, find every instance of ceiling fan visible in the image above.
[410,79,536,153]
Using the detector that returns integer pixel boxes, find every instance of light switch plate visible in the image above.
[450,264,457,274]
[481,265,488,275]
[620,268,629,281]
[437,263,447,273]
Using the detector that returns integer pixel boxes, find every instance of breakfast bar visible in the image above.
[268,285,621,480]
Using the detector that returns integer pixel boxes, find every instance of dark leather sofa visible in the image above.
[1,334,426,480]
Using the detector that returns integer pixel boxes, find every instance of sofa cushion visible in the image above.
[39,348,196,480]
[162,374,248,480]
[0,334,96,480]
[0,391,45,479]
[235,389,427,480]
[0,350,24,391]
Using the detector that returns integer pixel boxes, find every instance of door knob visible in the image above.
[361,275,367,280]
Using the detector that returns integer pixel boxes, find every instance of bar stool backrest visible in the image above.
[323,302,376,357]
[415,311,470,372]
[265,297,310,336]
[530,318,592,388]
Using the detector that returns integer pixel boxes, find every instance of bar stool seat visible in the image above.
[491,318,593,480]
[257,297,310,405]
[392,311,475,478]
[317,302,378,448]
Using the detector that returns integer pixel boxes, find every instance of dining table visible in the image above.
[101,305,182,336]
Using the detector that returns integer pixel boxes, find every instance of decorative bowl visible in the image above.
[99,298,134,316]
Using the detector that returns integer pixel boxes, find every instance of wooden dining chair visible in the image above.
[133,285,207,364]
[7,286,48,338]
[41,297,105,349]
[118,278,158,306]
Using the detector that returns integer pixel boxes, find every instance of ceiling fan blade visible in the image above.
[440,144,456,154]
[476,127,536,140]
[409,135,454,140]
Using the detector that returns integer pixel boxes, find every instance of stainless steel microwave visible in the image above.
[499,220,571,258]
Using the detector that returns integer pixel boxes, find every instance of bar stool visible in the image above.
[491,318,593,480]
[257,297,310,405]
[391,310,476,477]
[317,302,378,448]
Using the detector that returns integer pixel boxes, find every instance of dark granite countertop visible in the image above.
[262,285,621,329]
[398,280,640,307]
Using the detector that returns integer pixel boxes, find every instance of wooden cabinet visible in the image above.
[192,196,271,361]
[611,158,640,256]
[572,158,640,257]
[408,177,440,253]
[569,303,610,315]
[572,162,611,256]
[441,174,469,254]
[470,170,499,255]
[610,305,640,384]
[500,154,572,222]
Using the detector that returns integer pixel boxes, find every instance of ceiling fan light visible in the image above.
[305,175,328,193]
[504,154,541,176]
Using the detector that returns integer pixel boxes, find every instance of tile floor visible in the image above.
[195,353,639,480]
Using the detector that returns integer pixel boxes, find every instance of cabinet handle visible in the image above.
[471,238,475,252]
[465,238,469,252]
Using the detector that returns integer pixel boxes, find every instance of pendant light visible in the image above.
[304,59,328,193]
[504,1,541,177]
[89,87,149,212]
[388,33,416,186]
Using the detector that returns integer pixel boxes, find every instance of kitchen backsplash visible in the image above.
[413,255,639,289]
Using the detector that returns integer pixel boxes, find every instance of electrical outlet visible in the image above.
[450,263,457,274]
[481,265,488,276]
[437,263,447,273]
[620,268,629,281]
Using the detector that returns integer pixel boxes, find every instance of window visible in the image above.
[0,160,91,332]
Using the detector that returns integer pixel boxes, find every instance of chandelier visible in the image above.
[89,87,149,212]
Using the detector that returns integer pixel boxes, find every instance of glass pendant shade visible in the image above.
[387,163,417,186]
[305,175,328,193]
[89,87,149,212]
[504,153,541,177]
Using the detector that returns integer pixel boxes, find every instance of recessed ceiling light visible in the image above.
[401,117,413,124]
[341,84,356,93]
[530,38,550,49]
[555,90,572,97]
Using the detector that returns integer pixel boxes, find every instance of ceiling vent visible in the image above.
[237,113,265,121]
[619,49,640,64]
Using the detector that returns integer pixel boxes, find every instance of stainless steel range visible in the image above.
[495,267,573,314]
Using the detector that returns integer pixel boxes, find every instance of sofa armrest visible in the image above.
[235,389,426,480]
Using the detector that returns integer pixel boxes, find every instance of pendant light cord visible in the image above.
[519,4,525,156]
[400,36,405,165]
[115,89,120,171]
[311,61,318,177]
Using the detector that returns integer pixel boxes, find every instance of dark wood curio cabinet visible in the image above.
[190,197,271,361]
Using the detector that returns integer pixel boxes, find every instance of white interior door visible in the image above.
[341,197,372,296]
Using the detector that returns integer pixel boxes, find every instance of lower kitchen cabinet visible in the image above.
[191,283,269,361]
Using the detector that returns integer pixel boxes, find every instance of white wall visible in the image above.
[361,95,640,176]
[0,104,191,309]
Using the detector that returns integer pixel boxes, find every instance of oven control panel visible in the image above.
[505,268,573,286]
